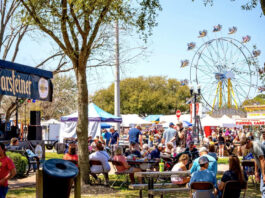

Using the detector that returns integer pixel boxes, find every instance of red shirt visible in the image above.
[113,155,130,172]
[63,153,78,166]
[0,156,15,187]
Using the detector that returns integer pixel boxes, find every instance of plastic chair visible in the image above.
[190,182,214,198]
[241,160,256,187]
[222,180,247,198]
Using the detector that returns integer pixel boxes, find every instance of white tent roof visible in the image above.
[41,119,60,125]
[121,114,152,127]
[218,115,238,128]
[219,115,235,124]
[159,114,191,125]
[201,115,221,127]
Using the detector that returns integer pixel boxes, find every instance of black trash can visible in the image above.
[43,159,79,198]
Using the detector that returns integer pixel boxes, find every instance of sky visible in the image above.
[15,1,265,104]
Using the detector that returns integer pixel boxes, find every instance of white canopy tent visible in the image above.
[41,119,60,125]
[218,115,241,128]
[201,115,221,127]
[121,114,152,127]
[159,114,191,127]
[58,103,122,142]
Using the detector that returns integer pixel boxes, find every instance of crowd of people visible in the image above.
[61,121,265,197]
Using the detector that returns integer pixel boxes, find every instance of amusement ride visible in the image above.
[181,25,262,113]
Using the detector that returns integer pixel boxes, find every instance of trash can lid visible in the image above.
[43,159,79,178]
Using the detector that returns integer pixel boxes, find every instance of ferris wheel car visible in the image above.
[198,30,207,38]
[213,24,222,32]
[187,42,196,50]
[242,35,251,43]
[181,60,189,67]
[228,26,237,34]
[253,50,261,57]
[258,86,265,92]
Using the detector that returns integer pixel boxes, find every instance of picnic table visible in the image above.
[127,159,158,171]
[135,170,225,198]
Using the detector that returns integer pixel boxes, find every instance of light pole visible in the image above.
[189,85,201,144]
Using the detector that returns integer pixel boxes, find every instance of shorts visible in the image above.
[218,142,224,145]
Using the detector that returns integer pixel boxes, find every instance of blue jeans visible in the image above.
[0,186,8,198]
[261,174,265,198]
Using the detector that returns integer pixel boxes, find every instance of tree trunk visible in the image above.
[261,0,265,15]
[75,62,90,184]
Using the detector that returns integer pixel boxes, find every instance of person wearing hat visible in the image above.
[190,147,217,175]
[241,136,265,197]
[162,122,176,146]
[189,156,217,198]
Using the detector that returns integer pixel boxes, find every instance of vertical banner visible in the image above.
[190,103,202,124]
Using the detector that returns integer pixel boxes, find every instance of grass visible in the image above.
[45,152,64,161]
[8,178,261,198]
[7,187,35,198]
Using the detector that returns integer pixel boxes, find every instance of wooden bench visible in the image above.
[129,183,186,198]
[148,187,189,198]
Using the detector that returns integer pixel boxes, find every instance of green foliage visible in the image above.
[195,0,265,15]
[92,76,190,116]
[6,151,27,178]
[243,94,265,106]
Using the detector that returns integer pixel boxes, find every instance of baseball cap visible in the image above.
[169,122,174,126]
[199,156,209,165]
[199,147,208,153]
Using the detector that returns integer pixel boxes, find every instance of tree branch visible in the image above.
[69,2,85,37]
[86,0,113,59]
[11,25,28,62]
[19,0,68,58]
[35,52,64,68]
[60,0,75,59]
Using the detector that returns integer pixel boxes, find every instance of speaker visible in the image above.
[28,125,42,140]
[4,126,19,140]
[30,111,41,125]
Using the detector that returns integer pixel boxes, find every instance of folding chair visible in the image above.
[222,180,247,198]
[190,182,214,198]
[89,160,105,185]
[111,160,130,187]
[241,160,256,187]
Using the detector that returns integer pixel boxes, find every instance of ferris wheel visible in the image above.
[181,25,261,112]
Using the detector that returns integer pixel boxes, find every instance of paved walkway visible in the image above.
[9,173,36,189]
